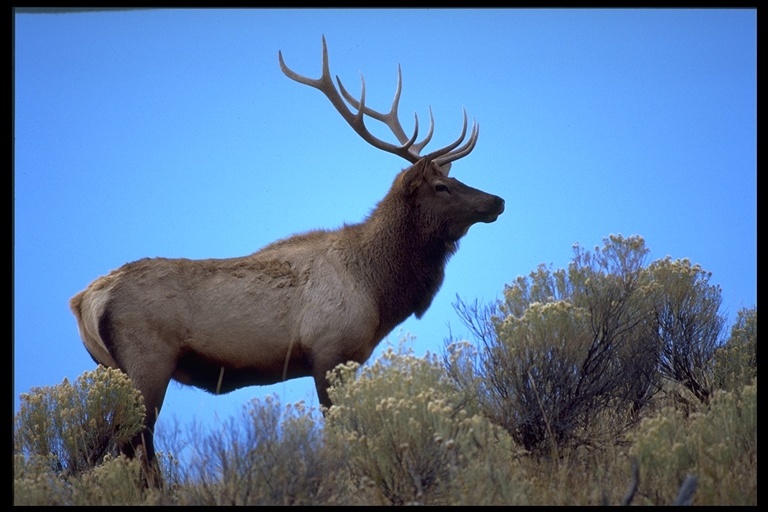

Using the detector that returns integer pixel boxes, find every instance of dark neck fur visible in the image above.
[342,189,456,337]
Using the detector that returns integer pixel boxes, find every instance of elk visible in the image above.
[69,36,504,486]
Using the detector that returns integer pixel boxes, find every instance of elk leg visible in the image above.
[312,368,334,410]
[115,348,176,488]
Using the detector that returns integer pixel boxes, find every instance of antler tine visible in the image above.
[338,65,435,156]
[279,36,421,164]
[343,73,423,156]
[411,107,435,155]
[422,108,473,164]
[433,119,480,170]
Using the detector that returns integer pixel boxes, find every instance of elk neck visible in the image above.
[341,182,457,333]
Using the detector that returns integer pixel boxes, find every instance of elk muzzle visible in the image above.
[478,194,505,223]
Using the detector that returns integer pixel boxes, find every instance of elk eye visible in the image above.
[435,183,450,194]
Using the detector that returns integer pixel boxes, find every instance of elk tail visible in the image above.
[70,288,120,368]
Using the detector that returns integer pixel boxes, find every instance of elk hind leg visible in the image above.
[115,355,176,488]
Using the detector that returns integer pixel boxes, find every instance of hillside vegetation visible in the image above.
[14,235,756,505]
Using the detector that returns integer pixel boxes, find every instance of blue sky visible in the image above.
[14,9,756,441]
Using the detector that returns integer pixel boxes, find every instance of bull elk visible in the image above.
[70,36,504,486]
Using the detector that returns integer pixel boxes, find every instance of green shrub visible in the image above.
[14,453,72,506]
[713,306,757,392]
[446,236,668,456]
[14,365,145,476]
[178,395,337,505]
[629,379,756,505]
[325,344,530,505]
[14,366,147,505]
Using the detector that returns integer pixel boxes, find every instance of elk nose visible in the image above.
[494,196,505,214]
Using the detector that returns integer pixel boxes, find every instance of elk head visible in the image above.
[278,35,504,246]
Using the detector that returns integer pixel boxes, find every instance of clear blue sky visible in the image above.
[14,9,756,440]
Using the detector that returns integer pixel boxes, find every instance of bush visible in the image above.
[14,365,145,476]
[14,366,147,505]
[629,379,756,505]
[446,236,660,455]
[325,344,530,505]
[445,235,732,456]
[713,306,757,392]
[648,257,726,404]
[178,395,337,505]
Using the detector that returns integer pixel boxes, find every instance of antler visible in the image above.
[278,36,479,173]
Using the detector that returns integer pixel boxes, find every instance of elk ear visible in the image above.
[437,162,452,176]
[400,158,429,196]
